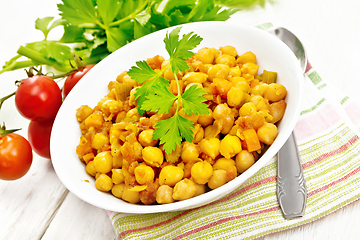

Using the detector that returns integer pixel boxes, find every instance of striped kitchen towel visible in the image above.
[107,31,360,240]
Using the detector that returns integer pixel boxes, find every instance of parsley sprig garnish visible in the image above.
[128,27,209,154]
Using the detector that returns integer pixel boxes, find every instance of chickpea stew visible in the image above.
[75,46,287,205]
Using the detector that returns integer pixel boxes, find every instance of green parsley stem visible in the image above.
[17,46,70,72]
[0,59,35,75]
[109,0,150,27]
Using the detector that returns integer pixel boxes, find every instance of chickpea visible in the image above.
[227,87,243,107]
[204,124,220,139]
[122,75,137,87]
[192,124,204,144]
[251,95,270,112]
[215,54,236,67]
[91,133,109,150]
[195,47,215,64]
[219,135,242,158]
[237,51,256,64]
[115,111,127,123]
[101,99,123,117]
[85,161,97,177]
[94,151,113,173]
[116,71,128,83]
[182,72,208,85]
[191,161,213,184]
[142,146,163,167]
[217,115,234,135]
[213,158,236,171]
[95,173,113,192]
[219,45,237,57]
[185,82,203,92]
[138,129,158,147]
[199,138,220,159]
[193,182,207,197]
[213,104,231,120]
[122,185,141,204]
[134,164,155,185]
[156,185,175,204]
[264,83,287,102]
[172,179,197,201]
[183,162,195,179]
[229,66,242,77]
[159,165,184,186]
[128,87,137,107]
[239,102,257,117]
[257,122,278,145]
[250,83,269,96]
[269,100,287,124]
[112,168,125,184]
[208,169,227,189]
[126,108,140,122]
[111,183,125,199]
[232,77,250,93]
[241,62,259,76]
[207,64,230,81]
[198,109,213,127]
[181,141,200,163]
[235,150,255,173]
[76,105,93,122]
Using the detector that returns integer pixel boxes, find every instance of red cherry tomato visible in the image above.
[0,133,33,180]
[15,75,62,122]
[63,65,95,98]
[28,118,54,159]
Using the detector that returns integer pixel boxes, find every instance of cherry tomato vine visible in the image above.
[0,55,93,180]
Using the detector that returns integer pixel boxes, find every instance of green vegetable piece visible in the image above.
[261,70,278,83]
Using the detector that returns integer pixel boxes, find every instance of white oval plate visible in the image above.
[50,21,303,214]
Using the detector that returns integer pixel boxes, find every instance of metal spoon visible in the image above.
[268,27,307,219]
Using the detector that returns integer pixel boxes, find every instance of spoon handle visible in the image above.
[277,131,307,219]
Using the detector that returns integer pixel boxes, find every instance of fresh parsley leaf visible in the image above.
[141,84,177,114]
[134,20,155,40]
[60,25,86,43]
[106,26,130,52]
[129,60,170,115]
[162,0,196,15]
[181,85,209,116]
[164,27,202,73]
[128,60,160,83]
[57,0,97,26]
[128,27,209,154]
[168,9,189,26]
[134,6,152,26]
[97,0,121,25]
[188,0,239,22]
[35,17,66,40]
[153,112,194,154]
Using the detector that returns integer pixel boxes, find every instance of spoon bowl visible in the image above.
[268,27,308,74]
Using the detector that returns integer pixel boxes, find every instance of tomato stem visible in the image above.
[0,123,21,136]
[0,91,16,110]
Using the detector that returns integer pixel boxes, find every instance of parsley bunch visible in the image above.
[1,0,240,75]
[128,27,209,154]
